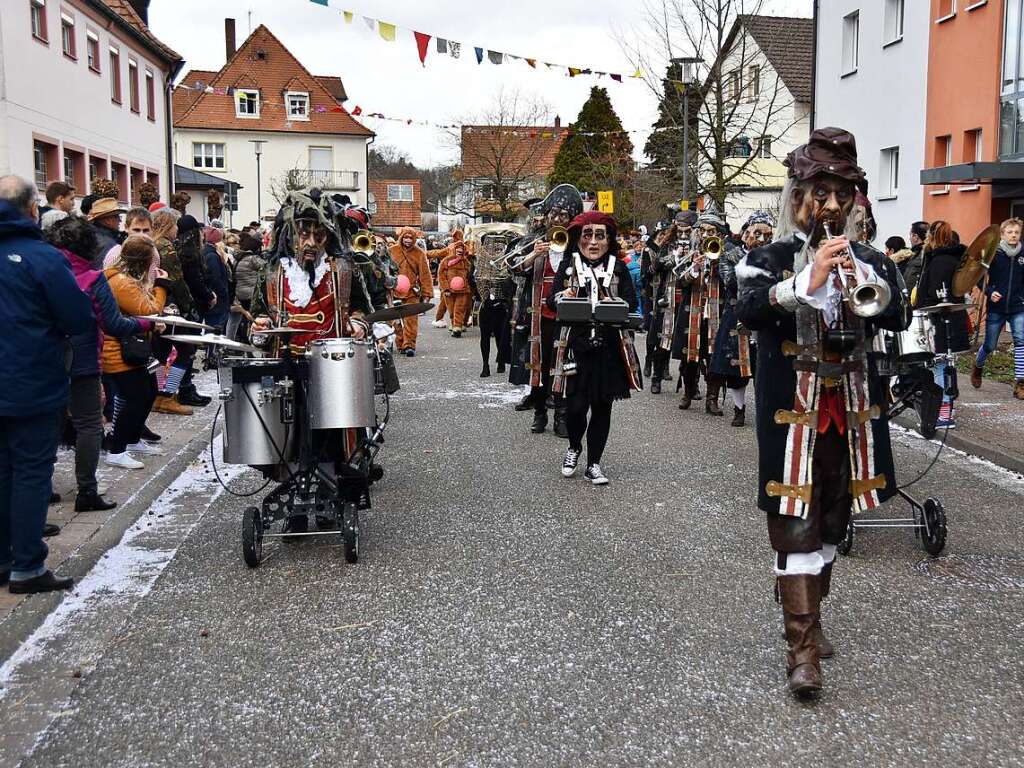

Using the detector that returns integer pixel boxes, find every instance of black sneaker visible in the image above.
[480,365,490,378]
[561,448,581,477]
[75,491,117,512]
[140,425,162,443]
[9,570,74,594]
[43,523,61,537]
[178,389,211,407]
[48,492,61,505]
[584,464,610,485]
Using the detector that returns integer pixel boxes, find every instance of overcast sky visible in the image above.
[150,0,812,169]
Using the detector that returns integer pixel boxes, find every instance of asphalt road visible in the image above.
[6,319,1024,767]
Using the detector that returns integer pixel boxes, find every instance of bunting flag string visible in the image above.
[303,0,642,82]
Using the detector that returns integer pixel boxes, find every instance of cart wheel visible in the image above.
[242,506,263,568]
[921,498,947,556]
[342,502,360,564]
[837,518,855,556]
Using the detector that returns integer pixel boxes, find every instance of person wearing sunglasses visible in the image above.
[548,211,642,485]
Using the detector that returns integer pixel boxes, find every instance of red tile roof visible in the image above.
[369,179,422,229]
[93,0,181,64]
[173,25,372,137]
[173,69,218,122]
[460,125,566,179]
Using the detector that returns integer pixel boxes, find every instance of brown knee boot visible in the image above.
[814,563,835,659]
[678,368,698,410]
[778,574,823,697]
[705,380,723,416]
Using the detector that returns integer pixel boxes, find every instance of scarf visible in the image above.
[282,254,329,307]
[1001,240,1022,258]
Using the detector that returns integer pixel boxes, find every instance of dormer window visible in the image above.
[236,89,260,118]
[286,91,309,121]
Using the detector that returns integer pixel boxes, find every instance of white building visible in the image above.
[173,21,373,225]
[697,15,813,231]
[814,0,928,243]
[0,0,181,204]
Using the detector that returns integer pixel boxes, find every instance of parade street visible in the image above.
[0,321,1021,767]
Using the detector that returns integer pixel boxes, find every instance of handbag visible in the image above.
[119,333,151,367]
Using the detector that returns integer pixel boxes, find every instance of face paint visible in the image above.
[580,224,609,260]
[296,220,327,264]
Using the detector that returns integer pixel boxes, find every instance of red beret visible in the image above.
[148,201,167,213]
[567,210,617,232]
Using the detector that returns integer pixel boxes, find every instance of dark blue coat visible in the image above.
[985,245,1024,315]
[0,201,93,416]
[202,243,230,327]
[70,272,146,378]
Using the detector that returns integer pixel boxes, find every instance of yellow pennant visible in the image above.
[378,21,397,41]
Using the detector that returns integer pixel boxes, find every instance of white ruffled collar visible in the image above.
[282,255,329,307]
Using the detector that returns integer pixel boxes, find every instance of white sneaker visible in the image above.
[105,452,144,470]
[585,464,609,485]
[561,448,581,477]
[128,441,165,456]
[431,319,448,328]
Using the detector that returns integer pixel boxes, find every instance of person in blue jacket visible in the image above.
[972,218,1024,399]
[0,175,93,594]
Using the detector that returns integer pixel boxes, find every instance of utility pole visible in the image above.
[249,139,265,223]
[670,56,702,210]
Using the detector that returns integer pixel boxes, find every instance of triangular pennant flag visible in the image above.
[488,50,503,65]
[351,105,362,115]
[310,0,328,5]
[568,67,581,77]
[378,22,396,41]
[474,47,484,64]
[363,16,375,32]
[449,41,461,58]
[331,106,345,113]
[632,68,643,78]
[542,131,553,138]
[406,119,413,125]
[315,105,327,113]
[526,58,536,68]
[414,32,431,65]
[436,37,448,53]
[611,74,622,82]
[343,11,353,24]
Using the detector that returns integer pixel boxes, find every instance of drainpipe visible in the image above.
[810,0,819,130]
[165,58,185,200]
[365,135,374,207]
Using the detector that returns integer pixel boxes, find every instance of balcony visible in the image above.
[286,169,360,191]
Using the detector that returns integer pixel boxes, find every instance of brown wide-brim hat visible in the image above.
[86,197,126,221]
[784,127,868,194]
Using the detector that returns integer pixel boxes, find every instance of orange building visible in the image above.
[921,0,1016,237]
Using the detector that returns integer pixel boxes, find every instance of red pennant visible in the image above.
[351,105,363,116]
[611,74,623,83]
[414,32,431,66]
[330,106,344,113]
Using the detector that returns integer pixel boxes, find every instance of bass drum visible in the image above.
[307,338,376,429]
[222,360,294,466]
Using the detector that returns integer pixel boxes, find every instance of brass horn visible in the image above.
[549,226,569,254]
[702,236,723,258]
[823,223,891,318]
[352,229,375,256]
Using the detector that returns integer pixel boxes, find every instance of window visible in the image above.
[728,136,753,158]
[86,31,99,72]
[746,66,760,99]
[236,89,259,118]
[192,142,225,169]
[880,147,900,198]
[964,129,983,162]
[60,12,75,58]
[937,0,956,20]
[63,154,74,187]
[884,0,904,44]
[109,46,121,103]
[387,184,414,202]
[757,136,773,159]
[128,58,139,113]
[1000,0,1024,157]
[308,146,331,171]
[286,91,310,120]
[88,156,107,190]
[728,70,742,99]
[842,12,859,74]
[30,0,47,42]
[145,69,155,120]
[932,136,952,193]
[33,142,48,188]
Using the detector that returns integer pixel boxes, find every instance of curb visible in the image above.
[0,424,218,667]
[893,413,1024,477]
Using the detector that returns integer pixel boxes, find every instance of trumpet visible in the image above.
[701,236,723,259]
[489,226,568,269]
[351,229,375,256]
[822,223,891,318]
[549,226,569,254]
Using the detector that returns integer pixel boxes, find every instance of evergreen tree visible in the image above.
[644,65,686,188]
[549,87,635,222]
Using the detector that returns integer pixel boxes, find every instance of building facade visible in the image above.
[367,178,422,234]
[814,0,930,243]
[173,22,372,224]
[0,0,181,205]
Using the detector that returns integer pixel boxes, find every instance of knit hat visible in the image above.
[177,214,202,235]
[696,201,727,232]
[745,210,776,229]
[147,201,167,213]
[204,226,224,244]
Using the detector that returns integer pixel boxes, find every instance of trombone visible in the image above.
[490,226,568,269]
[351,229,376,256]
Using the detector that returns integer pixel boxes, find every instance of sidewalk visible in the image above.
[893,374,1024,475]
[0,373,220,660]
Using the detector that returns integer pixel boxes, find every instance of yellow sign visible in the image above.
[679,199,690,211]
[597,190,614,213]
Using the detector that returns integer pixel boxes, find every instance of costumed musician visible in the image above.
[736,128,906,697]
[508,183,584,437]
[473,225,519,378]
[549,211,642,485]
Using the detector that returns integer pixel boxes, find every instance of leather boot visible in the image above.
[530,409,548,434]
[153,394,193,416]
[643,354,653,378]
[705,380,724,416]
[678,370,698,410]
[778,574,823,697]
[731,405,745,427]
[815,563,835,659]
[480,364,491,378]
[970,365,983,389]
[650,366,663,395]
[515,392,535,412]
[553,408,569,438]
[1015,379,1024,400]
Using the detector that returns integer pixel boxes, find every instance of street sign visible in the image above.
[679,199,690,211]
[597,190,614,213]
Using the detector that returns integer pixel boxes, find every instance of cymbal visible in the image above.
[363,302,434,323]
[914,302,970,315]
[251,326,307,335]
[952,225,1000,297]
[137,315,216,331]
[163,334,260,354]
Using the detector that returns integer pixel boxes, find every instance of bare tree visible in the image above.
[441,88,555,223]
[619,0,806,221]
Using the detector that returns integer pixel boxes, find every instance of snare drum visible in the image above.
[307,338,376,429]
[895,313,935,363]
[220,359,295,465]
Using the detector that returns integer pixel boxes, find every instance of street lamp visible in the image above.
[670,56,703,210]
[249,139,265,222]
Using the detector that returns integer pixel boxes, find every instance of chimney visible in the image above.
[225,18,237,62]
[128,0,150,25]
[554,115,561,128]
